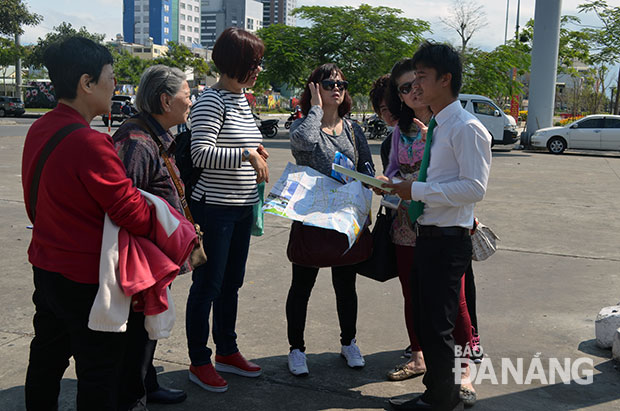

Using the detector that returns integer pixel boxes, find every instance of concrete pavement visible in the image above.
[0,120,619,410]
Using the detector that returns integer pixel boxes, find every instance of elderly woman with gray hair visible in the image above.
[112,64,192,409]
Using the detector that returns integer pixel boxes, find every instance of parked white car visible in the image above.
[459,94,519,146]
[530,114,620,154]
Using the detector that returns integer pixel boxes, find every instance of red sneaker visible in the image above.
[189,364,228,392]
[215,352,262,377]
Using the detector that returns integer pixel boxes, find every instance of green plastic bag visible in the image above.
[252,181,265,236]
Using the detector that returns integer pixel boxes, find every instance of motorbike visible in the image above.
[363,114,388,140]
[284,106,303,129]
[253,113,279,138]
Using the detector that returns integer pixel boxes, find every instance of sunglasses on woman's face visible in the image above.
[398,81,415,95]
[321,79,348,91]
[250,57,264,71]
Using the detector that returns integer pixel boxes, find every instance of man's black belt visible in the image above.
[415,224,470,238]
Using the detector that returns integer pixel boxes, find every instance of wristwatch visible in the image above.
[242,149,251,161]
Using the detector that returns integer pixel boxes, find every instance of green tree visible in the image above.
[462,43,530,106]
[154,41,194,69]
[578,1,620,113]
[0,0,41,37]
[154,41,214,84]
[256,24,310,93]
[111,49,150,85]
[27,22,106,68]
[258,4,430,98]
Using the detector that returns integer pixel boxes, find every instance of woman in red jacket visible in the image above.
[21,37,157,411]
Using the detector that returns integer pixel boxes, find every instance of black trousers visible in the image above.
[25,267,128,411]
[286,263,358,351]
[411,234,472,411]
[118,310,160,411]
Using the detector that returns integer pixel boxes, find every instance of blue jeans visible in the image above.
[186,201,253,366]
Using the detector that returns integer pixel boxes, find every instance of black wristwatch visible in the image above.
[242,149,251,161]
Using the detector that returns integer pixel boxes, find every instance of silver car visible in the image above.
[531,114,620,154]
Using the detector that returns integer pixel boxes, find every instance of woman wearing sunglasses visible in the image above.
[286,63,374,377]
[376,58,477,406]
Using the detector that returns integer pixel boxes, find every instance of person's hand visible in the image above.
[371,175,391,195]
[382,179,413,200]
[249,149,269,184]
[257,144,269,160]
[413,118,428,142]
[309,82,322,108]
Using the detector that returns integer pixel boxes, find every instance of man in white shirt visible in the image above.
[385,42,492,411]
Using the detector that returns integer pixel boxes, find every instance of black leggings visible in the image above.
[286,263,358,351]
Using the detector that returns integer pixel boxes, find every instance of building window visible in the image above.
[194,17,199,22]
[180,2,185,9]
[187,36,192,43]
[164,4,169,12]
[181,24,186,30]
[194,27,199,32]
[164,16,169,23]
[180,35,185,41]
[181,14,185,20]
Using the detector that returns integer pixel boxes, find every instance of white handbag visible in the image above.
[471,222,499,261]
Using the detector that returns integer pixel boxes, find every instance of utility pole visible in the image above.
[15,34,22,99]
[515,0,521,43]
[523,0,562,146]
[615,70,620,114]
[504,0,510,45]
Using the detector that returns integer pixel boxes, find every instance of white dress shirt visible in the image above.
[410,100,492,228]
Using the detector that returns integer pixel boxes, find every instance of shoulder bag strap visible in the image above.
[29,123,87,222]
[344,118,358,168]
[125,117,195,225]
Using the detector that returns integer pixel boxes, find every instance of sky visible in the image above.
[19,0,602,51]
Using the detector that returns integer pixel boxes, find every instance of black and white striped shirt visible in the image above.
[190,88,262,205]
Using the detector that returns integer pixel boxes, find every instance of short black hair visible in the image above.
[386,58,417,133]
[369,74,390,114]
[43,36,114,101]
[300,63,352,118]
[212,27,264,83]
[411,41,462,97]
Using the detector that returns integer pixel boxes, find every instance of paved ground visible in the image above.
[1,117,619,410]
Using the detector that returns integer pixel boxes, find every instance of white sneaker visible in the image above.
[341,339,365,368]
[288,349,309,376]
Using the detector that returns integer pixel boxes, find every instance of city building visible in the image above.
[200,0,263,49]
[123,0,201,48]
[109,35,170,59]
[260,0,296,28]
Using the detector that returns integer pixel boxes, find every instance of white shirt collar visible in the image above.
[434,99,461,126]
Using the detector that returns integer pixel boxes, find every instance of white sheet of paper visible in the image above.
[332,164,393,193]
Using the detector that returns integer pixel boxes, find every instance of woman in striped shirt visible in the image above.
[186,27,269,393]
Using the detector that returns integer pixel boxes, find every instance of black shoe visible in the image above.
[146,386,187,404]
[389,395,432,410]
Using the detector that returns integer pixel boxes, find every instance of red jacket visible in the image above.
[22,103,155,284]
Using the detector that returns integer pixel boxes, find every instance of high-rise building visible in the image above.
[260,0,296,28]
[200,0,263,49]
[123,0,201,47]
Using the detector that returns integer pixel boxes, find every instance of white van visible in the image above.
[459,94,518,146]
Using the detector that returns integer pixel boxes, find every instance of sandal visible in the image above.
[386,362,426,381]
[459,386,477,408]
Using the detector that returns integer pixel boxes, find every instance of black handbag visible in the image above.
[355,206,398,282]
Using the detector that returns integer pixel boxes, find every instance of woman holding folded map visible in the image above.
[285,63,374,377]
